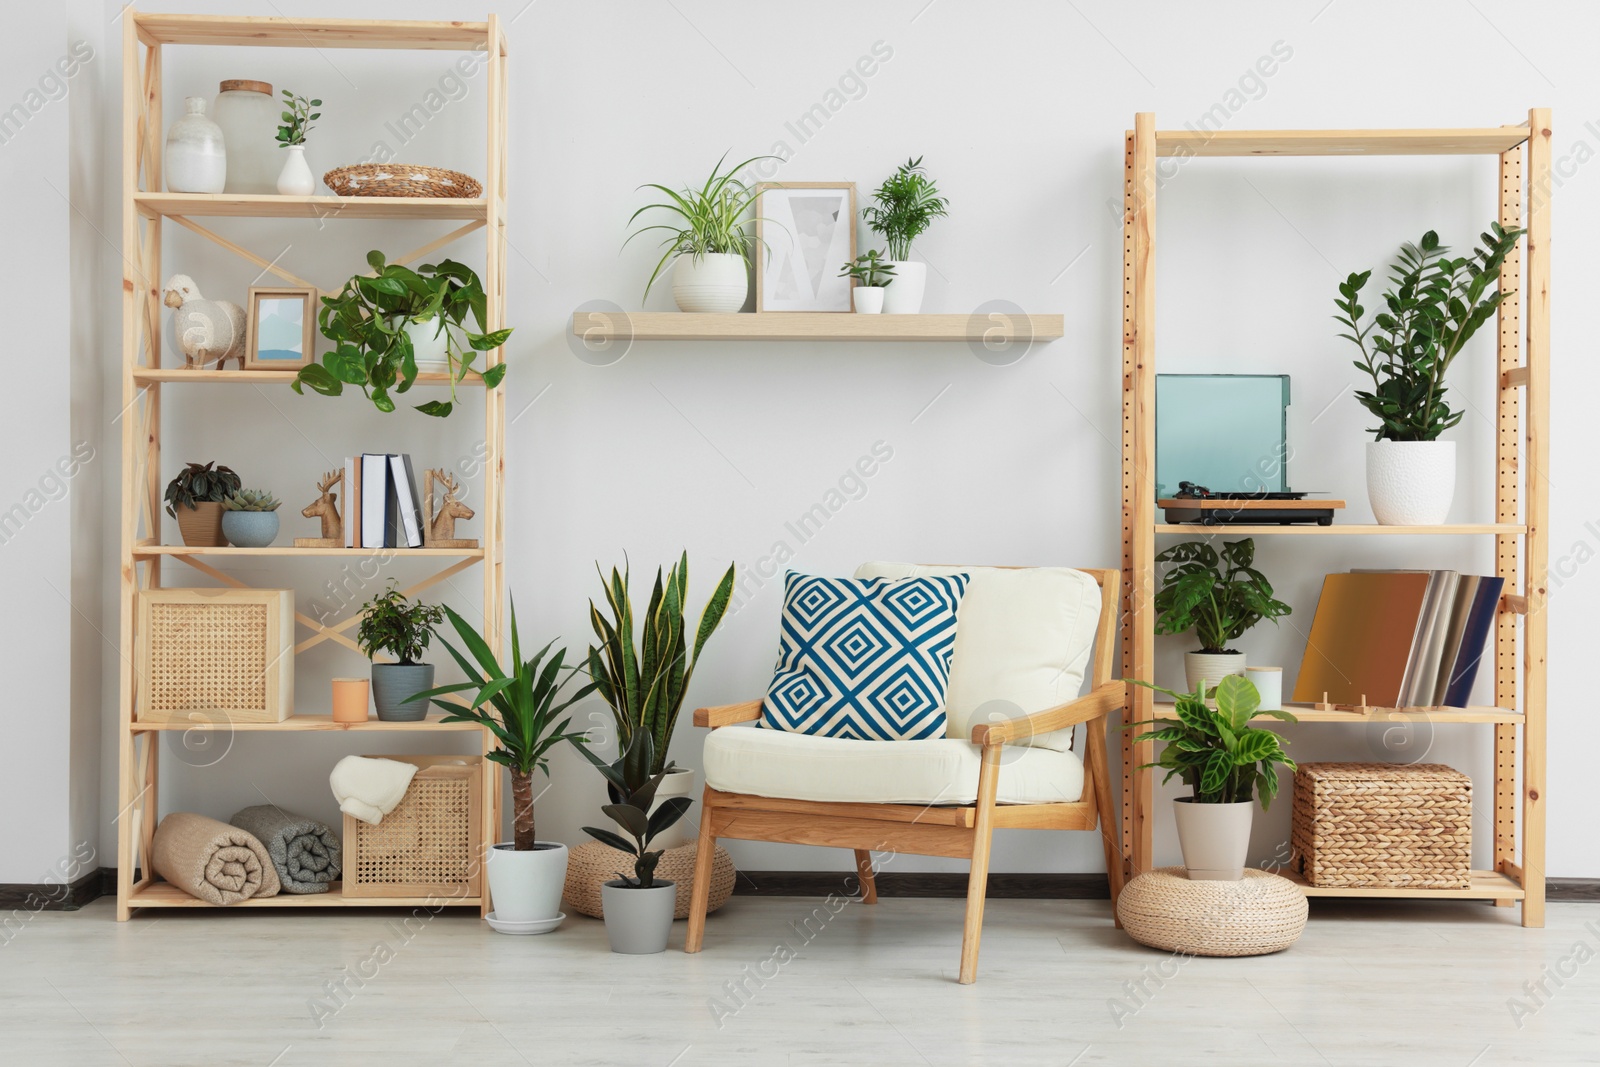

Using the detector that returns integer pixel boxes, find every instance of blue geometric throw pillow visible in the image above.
[761,571,970,741]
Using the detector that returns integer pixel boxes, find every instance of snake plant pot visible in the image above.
[852,286,885,313]
[671,253,747,313]
[601,879,677,954]
[220,510,279,547]
[486,841,567,925]
[370,663,435,721]
[881,261,926,313]
[1367,440,1455,525]
[1173,798,1253,881]
[176,501,227,547]
[1184,651,1246,700]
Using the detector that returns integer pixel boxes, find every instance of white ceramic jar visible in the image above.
[212,79,280,194]
[164,97,226,193]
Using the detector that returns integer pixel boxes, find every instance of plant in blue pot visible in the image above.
[356,581,444,721]
[219,488,280,547]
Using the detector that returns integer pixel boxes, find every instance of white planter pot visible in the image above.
[672,253,747,313]
[649,768,697,850]
[1173,798,1253,881]
[1184,651,1246,699]
[601,879,677,954]
[485,841,568,925]
[276,145,315,196]
[852,287,885,314]
[882,261,926,313]
[1366,440,1456,525]
[397,316,454,373]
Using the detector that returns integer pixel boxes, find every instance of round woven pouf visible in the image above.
[1117,866,1307,957]
[564,841,736,920]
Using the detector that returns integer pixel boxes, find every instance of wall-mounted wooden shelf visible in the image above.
[1153,701,1523,725]
[571,311,1065,343]
[1155,128,1531,157]
[1154,523,1525,536]
[130,713,480,732]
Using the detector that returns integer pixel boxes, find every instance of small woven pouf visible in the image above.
[564,841,736,920]
[1117,866,1307,957]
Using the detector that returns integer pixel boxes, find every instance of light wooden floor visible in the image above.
[2,894,1593,1066]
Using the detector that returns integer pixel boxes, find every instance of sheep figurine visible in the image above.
[162,274,246,370]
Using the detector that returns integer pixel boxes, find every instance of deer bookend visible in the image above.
[424,469,477,549]
[294,470,343,548]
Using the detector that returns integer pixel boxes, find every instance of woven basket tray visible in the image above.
[1292,762,1471,889]
[564,840,735,919]
[323,163,482,199]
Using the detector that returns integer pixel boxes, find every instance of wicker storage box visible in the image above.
[343,755,482,899]
[135,588,293,723]
[1292,762,1471,889]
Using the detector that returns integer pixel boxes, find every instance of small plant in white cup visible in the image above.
[839,249,896,314]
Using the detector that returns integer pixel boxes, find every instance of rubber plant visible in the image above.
[1129,674,1297,807]
[1153,538,1291,654]
[587,552,736,776]
[625,152,775,300]
[577,730,690,888]
[1333,223,1524,441]
[293,251,510,417]
[407,600,596,851]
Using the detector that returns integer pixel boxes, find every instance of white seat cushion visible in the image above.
[704,724,1084,806]
[853,563,1101,751]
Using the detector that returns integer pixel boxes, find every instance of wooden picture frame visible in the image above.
[755,182,857,312]
[244,285,318,370]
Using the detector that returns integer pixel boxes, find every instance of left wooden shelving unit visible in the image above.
[117,11,509,918]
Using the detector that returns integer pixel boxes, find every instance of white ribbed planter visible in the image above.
[672,253,747,313]
[882,261,926,313]
[1173,799,1253,881]
[1184,651,1246,699]
[1367,440,1456,525]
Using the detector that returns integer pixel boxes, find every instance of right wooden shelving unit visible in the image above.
[1120,111,1550,926]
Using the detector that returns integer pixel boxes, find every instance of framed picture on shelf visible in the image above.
[755,182,856,312]
[244,285,318,370]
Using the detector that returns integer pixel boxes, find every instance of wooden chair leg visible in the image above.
[854,849,878,904]
[684,786,718,953]
[1085,714,1126,918]
[958,743,1002,985]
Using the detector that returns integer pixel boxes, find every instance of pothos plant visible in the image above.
[292,252,510,417]
[1130,674,1297,807]
[1153,538,1291,654]
[1334,223,1525,441]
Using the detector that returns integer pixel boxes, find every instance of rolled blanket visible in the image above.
[229,805,341,895]
[330,755,418,825]
[151,812,281,905]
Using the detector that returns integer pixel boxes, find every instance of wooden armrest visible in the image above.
[693,700,763,728]
[969,681,1127,746]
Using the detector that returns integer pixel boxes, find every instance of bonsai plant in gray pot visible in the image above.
[164,460,241,547]
[1153,537,1291,698]
[407,598,595,932]
[219,488,281,547]
[578,731,691,954]
[1129,674,1297,880]
[356,581,444,721]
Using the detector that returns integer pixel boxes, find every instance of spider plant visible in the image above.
[625,152,776,300]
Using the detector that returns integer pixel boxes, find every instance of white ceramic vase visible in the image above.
[1172,799,1253,881]
[853,287,885,314]
[1367,440,1455,525]
[672,253,747,313]
[396,316,453,373]
[276,145,315,196]
[882,261,926,313]
[649,768,697,849]
[164,97,227,193]
[1184,651,1246,698]
[486,841,569,925]
[212,79,280,195]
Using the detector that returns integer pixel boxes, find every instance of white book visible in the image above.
[361,453,389,549]
[389,454,424,548]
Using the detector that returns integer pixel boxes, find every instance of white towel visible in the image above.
[330,755,418,825]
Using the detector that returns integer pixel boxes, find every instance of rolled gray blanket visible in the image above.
[152,812,281,905]
[230,805,342,894]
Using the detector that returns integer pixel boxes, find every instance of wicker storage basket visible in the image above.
[134,588,293,723]
[323,163,481,199]
[343,755,482,899]
[1292,762,1471,889]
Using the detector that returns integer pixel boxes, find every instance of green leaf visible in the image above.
[469,328,513,351]
[482,363,508,388]
[1199,749,1232,796]
[581,827,638,855]
[1214,674,1260,732]
[414,400,452,417]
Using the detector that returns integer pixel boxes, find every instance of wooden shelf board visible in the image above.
[134,13,489,50]
[135,193,487,221]
[133,544,484,559]
[1154,523,1524,536]
[130,713,481,732]
[128,880,481,908]
[132,368,485,385]
[1281,869,1524,900]
[1153,701,1521,724]
[1155,128,1530,157]
[571,311,1065,342]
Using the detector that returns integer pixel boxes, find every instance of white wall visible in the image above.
[65,0,1600,882]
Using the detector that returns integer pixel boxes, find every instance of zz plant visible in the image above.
[863,157,948,261]
[1131,675,1297,807]
[1154,538,1290,654]
[1334,223,1524,441]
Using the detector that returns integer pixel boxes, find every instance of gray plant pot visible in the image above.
[371,663,435,721]
[220,510,279,548]
[600,879,676,954]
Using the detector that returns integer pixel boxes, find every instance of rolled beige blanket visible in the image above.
[152,812,282,904]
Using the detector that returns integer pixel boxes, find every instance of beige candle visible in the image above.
[332,677,370,723]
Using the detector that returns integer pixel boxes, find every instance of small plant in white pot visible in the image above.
[357,581,445,722]
[626,153,774,313]
[863,157,948,313]
[1334,223,1524,524]
[408,600,596,933]
[1130,674,1297,880]
[1154,537,1290,697]
[579,731,692,954]
[273,88,320,196]
[839,249,896,314]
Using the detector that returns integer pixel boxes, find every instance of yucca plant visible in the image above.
[221,488,280,512]
[863,157,948,261]
[407,600,596,850]
[588,552,736,776]
[625,152,775,300]
[1129,675,1297,807]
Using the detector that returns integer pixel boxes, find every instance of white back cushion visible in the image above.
[853,564,1102,751]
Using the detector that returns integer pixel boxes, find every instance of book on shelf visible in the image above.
[389,454,425,549]
[343,457,359,549]
[361,454,388,549]
[344,454,427,549]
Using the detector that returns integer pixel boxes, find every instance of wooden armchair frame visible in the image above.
[684,568,1125,984]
